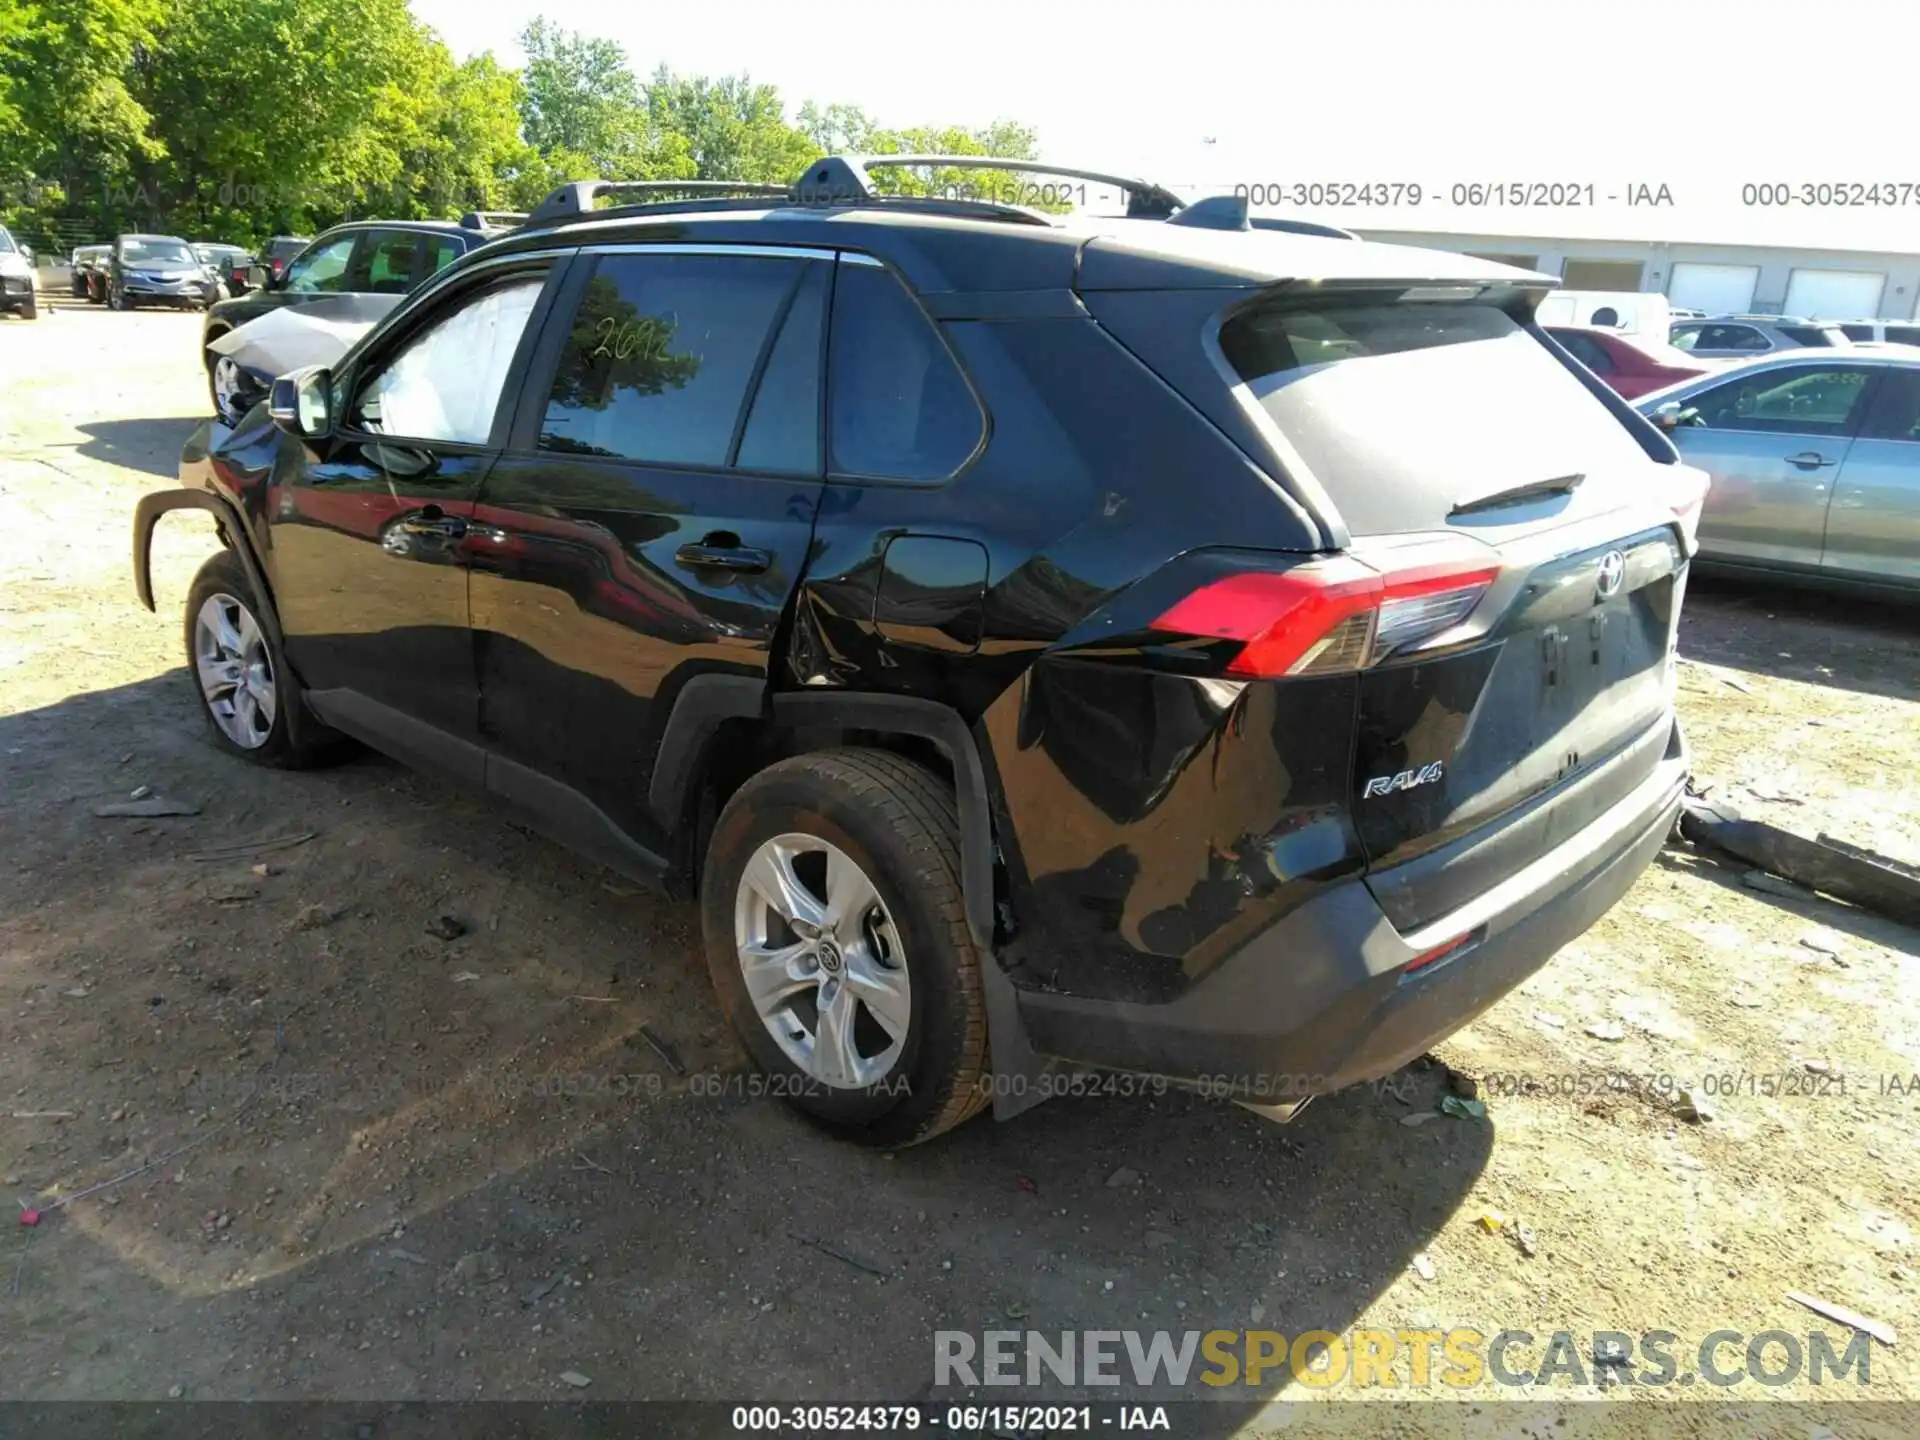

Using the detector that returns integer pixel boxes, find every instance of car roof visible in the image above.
[479,201,1549,297]
[118,233,193,243]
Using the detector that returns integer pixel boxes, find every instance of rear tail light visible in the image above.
[1670,467,1710,555]
[1153,552,1500,678]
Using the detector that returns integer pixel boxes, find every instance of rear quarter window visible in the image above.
[1219,300,1651,536]
[827,261,983,483]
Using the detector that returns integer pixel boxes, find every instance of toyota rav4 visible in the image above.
[132,159,1706,1146]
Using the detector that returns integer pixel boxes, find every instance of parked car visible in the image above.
[1669,315,1850,358]
[69,243,111,300]
[263,235,311,284]
[1638,351,1920,594]
[202,216,519,423]
[134,159,1702,1145]
[0,225,37,320]
[1836,319,1920,345]
[1669,307,1707,320]
[1545,325,1712,399]
[106,233,211,311]
[193,242,255,302]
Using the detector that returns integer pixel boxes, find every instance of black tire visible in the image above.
[182,550,342,768]
[700,748,991,1147]
[20,290,36,321]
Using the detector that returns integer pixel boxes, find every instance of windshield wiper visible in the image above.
[1450,473,1584,517]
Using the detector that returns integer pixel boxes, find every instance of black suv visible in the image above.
[202,215,522,423]
[134,158,1703,1146]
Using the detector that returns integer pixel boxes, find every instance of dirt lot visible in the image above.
[3,301,1919,1434]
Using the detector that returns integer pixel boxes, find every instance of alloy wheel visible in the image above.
[193,592,277,749]
[211,356,246,423]
[733,834,911,1088]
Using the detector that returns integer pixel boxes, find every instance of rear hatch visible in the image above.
[1090,277,1697,932]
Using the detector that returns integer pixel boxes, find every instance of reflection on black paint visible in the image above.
[540,274,703,455]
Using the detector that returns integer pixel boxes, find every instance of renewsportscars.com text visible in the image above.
[934,1328,1874,1390]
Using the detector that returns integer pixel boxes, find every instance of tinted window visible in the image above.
[1778,325,1839,347]
[1695,324,1771,352]
[283,235,356,294]
[1221,299,1649,537]
[1839,324,1875,342]
[423,235,463,277]
[736,262,828,474]
[1860,369,1920,441]
[539,252,802,466]
[828,260,982,482]
[1686,365,1873,436]
[1551,330,1615,372]
[352,273,547,445]
[349,230,423,294]
[1886,326,1920,346]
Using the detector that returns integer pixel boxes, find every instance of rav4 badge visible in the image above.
[1363,761,1445,798]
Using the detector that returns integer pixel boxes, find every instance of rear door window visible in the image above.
[1778,324,1841,347]
[1885,325,1920,346]
[423,235,463,278]
[347,230,424,294]
[1695,323,1771,352]
[1219,298,1651,536]
[537,251,806,468]
[827,259,983,482]
[1857,368,1920,441]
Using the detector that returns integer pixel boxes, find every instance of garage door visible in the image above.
[1668,263,1759,314]
[1783,268,1885,320]
[1562,259,1644,291]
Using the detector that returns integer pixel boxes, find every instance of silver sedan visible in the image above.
[1636,348,1920,595]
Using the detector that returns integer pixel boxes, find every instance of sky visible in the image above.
[412,0,1920,253]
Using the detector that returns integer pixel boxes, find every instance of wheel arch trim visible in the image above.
[132,488,283,650]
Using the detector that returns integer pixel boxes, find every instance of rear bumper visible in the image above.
[1014,715,1687,1095]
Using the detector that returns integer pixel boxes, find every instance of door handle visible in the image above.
[399,505,469,538]
[1786,451,1836,469]
[675,537,773,574]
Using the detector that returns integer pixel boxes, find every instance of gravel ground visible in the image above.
[2,301,1918,1437]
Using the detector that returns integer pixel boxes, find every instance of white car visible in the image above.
[1836,319,1920,345]
[0,226,37,321]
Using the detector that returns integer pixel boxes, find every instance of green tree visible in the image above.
[0,0,165,238]
[644,70,815,183]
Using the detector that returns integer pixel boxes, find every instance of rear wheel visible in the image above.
[183,551,340,768]
[700,749,990,1147]
[19,290,36,321]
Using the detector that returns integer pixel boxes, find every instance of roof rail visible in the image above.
[1165,193,1359,240]
[461,210,529,231]
[796,155,1184,218]
[527,180,789,227]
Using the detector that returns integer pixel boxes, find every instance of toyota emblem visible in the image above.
[1595,550,1627,600]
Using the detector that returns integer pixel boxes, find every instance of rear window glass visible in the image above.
[1778,325,1838,346]
[1839,324,1875,341]
[1220,301,1651,536]
[1886,325,1920,346]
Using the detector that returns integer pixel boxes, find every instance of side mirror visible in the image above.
[1650,401,1698,433]
[269,367,333,438]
